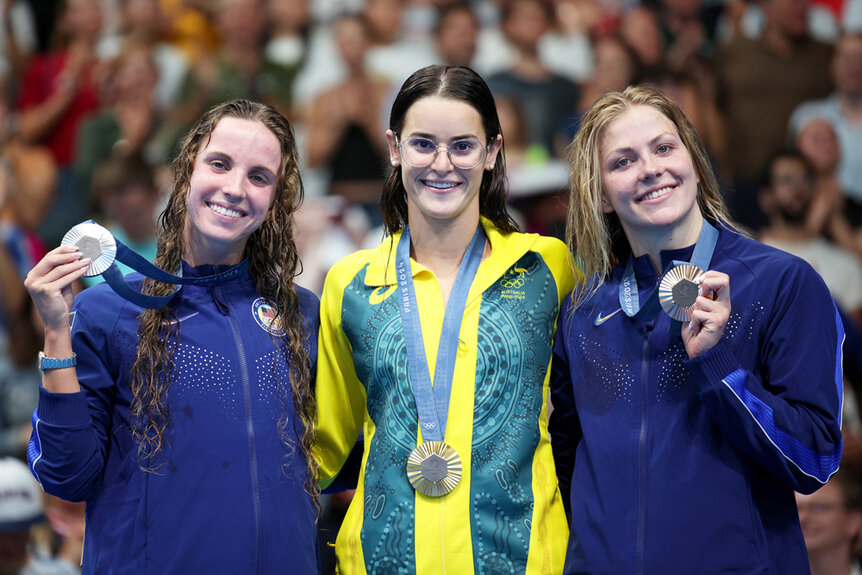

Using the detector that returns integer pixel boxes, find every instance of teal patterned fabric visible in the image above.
[339,250,560,575]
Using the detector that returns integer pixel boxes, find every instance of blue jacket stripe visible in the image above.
[28,409,43,486]
[721,369,841,483]
[835,304,846,430]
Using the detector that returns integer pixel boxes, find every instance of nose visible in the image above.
[639,154,662,180]
[222,170,247,200]
[429,144,454,171]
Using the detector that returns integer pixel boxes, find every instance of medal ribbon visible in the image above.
[618,220,719,321]
[396,225,485,443]
[72,221,249,309]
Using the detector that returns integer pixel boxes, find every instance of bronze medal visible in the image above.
[658,264,704,322]
[406,441,462,497]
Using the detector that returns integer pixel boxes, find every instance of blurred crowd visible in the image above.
[0,0,862,573]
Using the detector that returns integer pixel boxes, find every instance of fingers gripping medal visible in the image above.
[658,264,705,322]
[61,221,248,309]
[61,221,117,276]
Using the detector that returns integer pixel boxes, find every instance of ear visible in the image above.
[385,129,400,167]
[485,134,503,171]
[601,193,614,214]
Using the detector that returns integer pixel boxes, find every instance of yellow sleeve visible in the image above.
[533,235,581,304]
[314,255,369,489]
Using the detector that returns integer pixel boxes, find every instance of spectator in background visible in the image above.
[487,0,579,158]
[363,0,436,85]
[0,80,55,459]
[433,1,480,67]
[619,5,666,77]
[81,154,159,288]
[101,0,189,113]
[0,1,38,83]
[74,42,161,196]
[16,0,103,246]
[790,32,862,225]
[792,116,862,258]
[717,0,832,229]
[305,13,389,224]
[0,457,79,575]
[757,149,862,319]
[797,470,862,575]
[264,0,311,75]
[166,0,300,155]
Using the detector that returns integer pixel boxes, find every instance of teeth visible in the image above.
[209,203,243,218]
[424,181,458,190]
[642,187,672,201]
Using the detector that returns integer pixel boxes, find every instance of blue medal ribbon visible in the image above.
[618,220,719,322]
[395,225,486,442]
[66,221,248,309]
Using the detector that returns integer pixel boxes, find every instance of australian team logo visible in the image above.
[252,298,285,336]
[500,265,527,300]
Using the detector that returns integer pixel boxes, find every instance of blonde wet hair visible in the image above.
[566,85,736,309]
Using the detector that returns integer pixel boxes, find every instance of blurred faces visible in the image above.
[386,96,501,228]
[796,480,862,558]
[599,104,702,253]
[763,0,810,39]
[502,0,551,52]
[435,6,479,67]
[184,117,282,266]
[766,155,814,224]
[334,16,370,70]
[796,118,840,173]
[62,0,104,41]
[833,34,862,97]
[620,7,664,68]
[592,37,635,94]
[217,0,265,50]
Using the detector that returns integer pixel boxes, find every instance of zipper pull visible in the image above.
[212,286,229,316]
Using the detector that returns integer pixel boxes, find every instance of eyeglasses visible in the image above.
[398,136,488,169]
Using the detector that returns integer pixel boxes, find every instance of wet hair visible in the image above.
[129,99,317,508]
[566,84,736,309]
[381,64,518,235]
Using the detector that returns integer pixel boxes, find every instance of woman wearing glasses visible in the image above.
[315,65,577,574]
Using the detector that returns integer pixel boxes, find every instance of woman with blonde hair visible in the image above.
[24,99,320,574]
[550,85,844,574]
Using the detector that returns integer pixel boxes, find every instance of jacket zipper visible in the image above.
[636,335,649,575]
[217,286,264,575]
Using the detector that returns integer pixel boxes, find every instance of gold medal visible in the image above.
[658,264,704,322]
[406,441,462,497]
[61,222,117,277]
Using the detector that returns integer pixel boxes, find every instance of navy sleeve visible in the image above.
[685,259,843,494]
[549,296,582,515]
[28,289,121,501]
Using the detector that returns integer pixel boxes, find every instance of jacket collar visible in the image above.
[364,217,539,298]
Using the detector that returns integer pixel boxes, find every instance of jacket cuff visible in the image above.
[37,386,91,427]
[684,339,740,392]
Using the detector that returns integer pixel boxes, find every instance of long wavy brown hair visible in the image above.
[566,85,738,310]
[128,100,317,507]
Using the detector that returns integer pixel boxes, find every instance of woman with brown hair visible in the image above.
[24,99,320,574]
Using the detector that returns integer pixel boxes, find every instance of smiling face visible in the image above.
[386,95,501,231]
[184,117,282,266]
[599,104,703,255]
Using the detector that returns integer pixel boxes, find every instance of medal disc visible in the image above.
[658,264,704,322]
[406,441,462,497]
[61,222,117,277]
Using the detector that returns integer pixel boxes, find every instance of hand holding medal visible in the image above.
[680,270,731,359]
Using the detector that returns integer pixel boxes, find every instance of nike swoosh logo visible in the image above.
[369,285,397,306]
[162,312,200,325]
[594,308,622,326]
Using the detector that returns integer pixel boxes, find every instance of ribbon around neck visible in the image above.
[62,220,248,309]
[395,225,486,442]
[618,220,719,324]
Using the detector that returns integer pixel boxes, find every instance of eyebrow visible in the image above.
[406,131,481,142]
[604,132,678,157]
